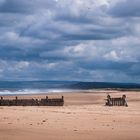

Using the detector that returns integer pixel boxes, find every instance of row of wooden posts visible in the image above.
[0,94,128,107]
[105,94,128,107]
[0,96,64,106]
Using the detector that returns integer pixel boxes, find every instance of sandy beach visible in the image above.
[0,90,140,140]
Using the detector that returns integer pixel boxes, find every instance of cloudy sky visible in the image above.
[0,0,140,83]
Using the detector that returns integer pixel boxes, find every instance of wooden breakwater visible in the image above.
[0,96,64,106]
[105,95,128,107]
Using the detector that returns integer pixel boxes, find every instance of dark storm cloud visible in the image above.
[108,0,140,17]
[0,0,140,82]
[77,60,132,71]
[0,0,32,13]
[0,0,55,13]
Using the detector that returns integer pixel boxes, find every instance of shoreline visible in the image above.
[0,88,140,96]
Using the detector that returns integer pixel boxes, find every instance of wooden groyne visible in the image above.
[105,95,128,107]
[0,96,64,106]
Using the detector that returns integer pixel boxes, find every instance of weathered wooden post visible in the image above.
[0,96,3,106]
[62,96,64,106]
[115,99,118,106]
[120,98,123,106]
[112,98,114,106]
[36,99,39,106]
[31,98,34,106]
[106,94,112,106]
[117,99,119,106]
[119,99,121,106]
[62,96,64,101]
[15,96,18,106]
[46,96,48,100]
[122,95,128,107]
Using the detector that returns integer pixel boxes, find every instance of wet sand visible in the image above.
[0,90,140,140]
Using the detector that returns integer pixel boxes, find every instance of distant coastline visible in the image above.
[0,81,140,95]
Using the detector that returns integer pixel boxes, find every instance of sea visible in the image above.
[0,81,140,96]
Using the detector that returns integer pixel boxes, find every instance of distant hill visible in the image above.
[68,82,140,90]
[0,81,140,91]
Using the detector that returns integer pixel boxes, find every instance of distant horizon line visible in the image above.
[0,80,140,85]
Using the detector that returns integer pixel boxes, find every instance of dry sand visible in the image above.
[0,90,140,140]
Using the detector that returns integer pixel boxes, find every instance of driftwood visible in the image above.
[105,94,128,107]
[0,96,64,106]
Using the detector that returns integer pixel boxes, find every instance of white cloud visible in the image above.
[0,31,44,48]
[16,61,29,69]
[104,50,119,61]
[5,31,19,40]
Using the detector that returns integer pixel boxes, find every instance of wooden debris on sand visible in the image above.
[105,94,128,107]
[0,96,64,106]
